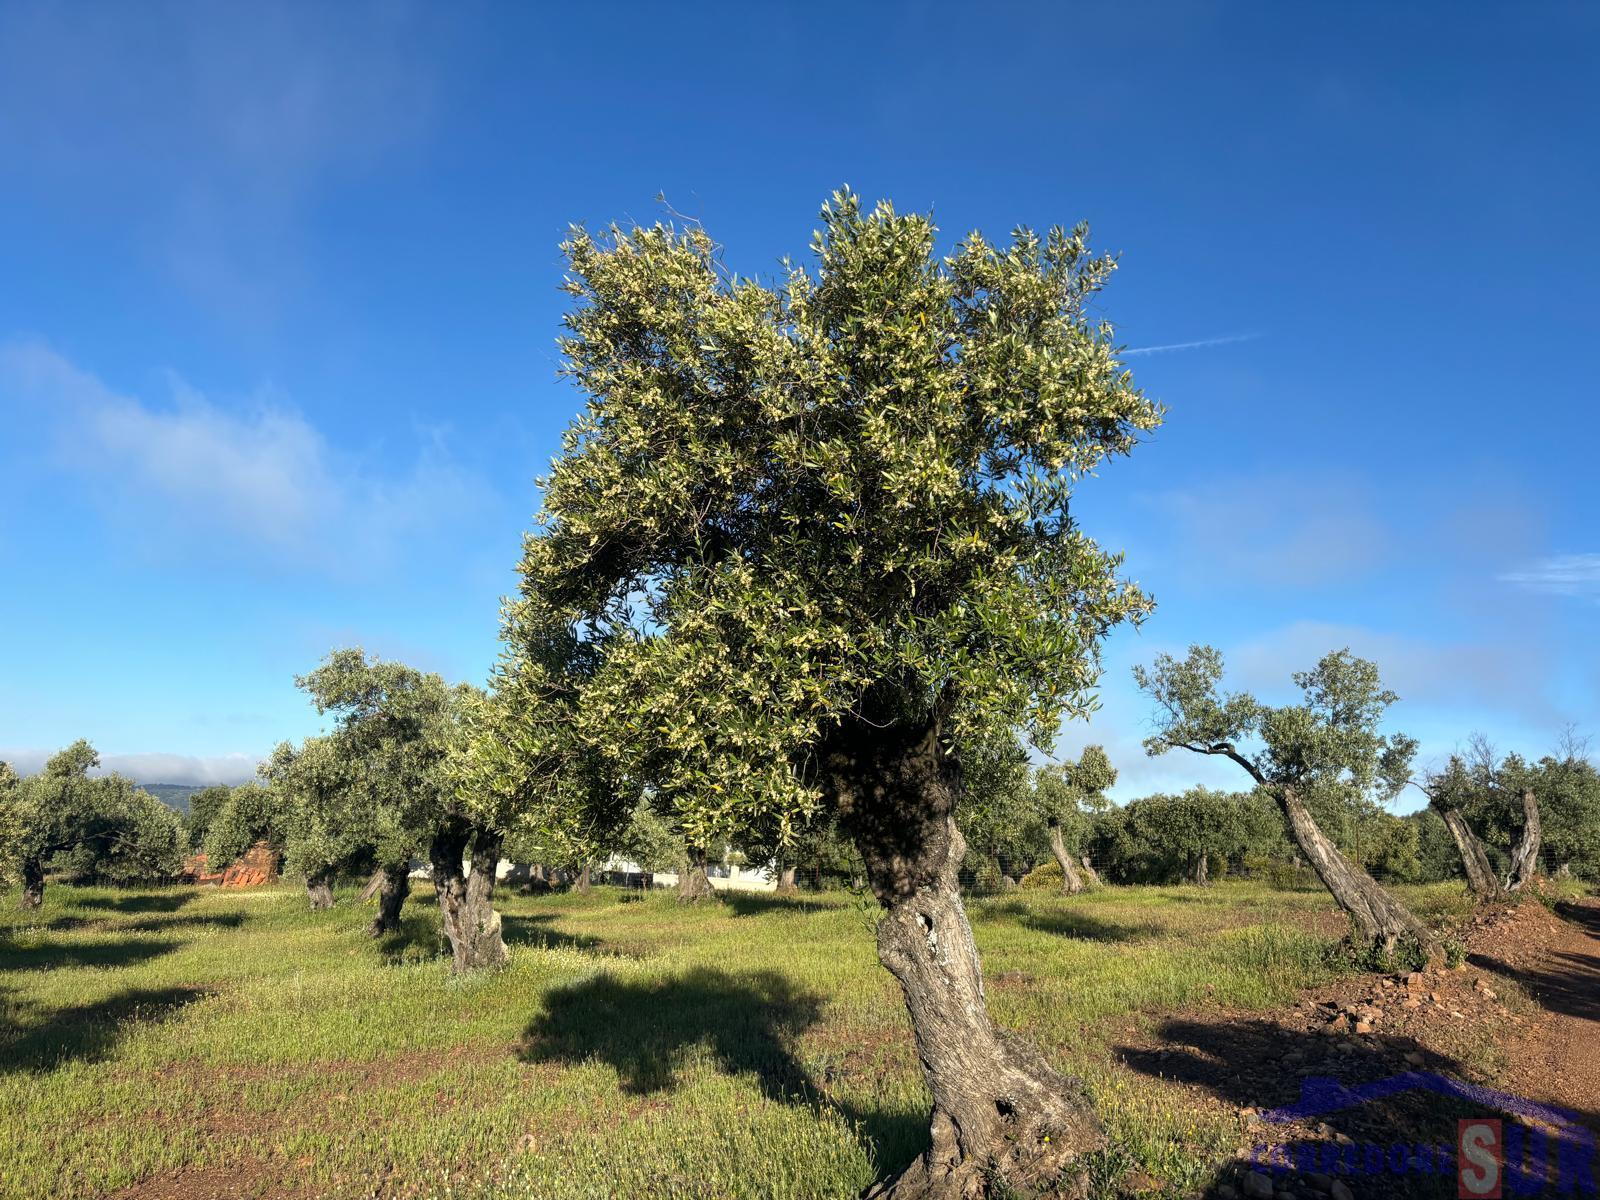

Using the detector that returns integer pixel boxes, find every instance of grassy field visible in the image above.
[0,878,1481,1200]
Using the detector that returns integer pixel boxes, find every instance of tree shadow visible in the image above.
[0,984,208,1074]
[720,892,839,918]
[519,966,821,1097]
[516,964,927,1179]
[979,900,1155,943]
[0,935,183,972]
[501,912,606,953]
[77,892,199,914]
[124,912,247,934]
[1114,1017,1530,1198]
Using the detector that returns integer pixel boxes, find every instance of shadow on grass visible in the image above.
[0,984,208,1074]
[720,892,839,918]
[77,892,200,915]
[981,900,1156,943]
[1114,1016,1495,1198]
[517,965,926,1176]
[0,935,183,972]
[502,912,605,953]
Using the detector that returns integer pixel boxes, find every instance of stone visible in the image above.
[1401,997,1421,1010]
[1243,1171,1275,1200]
[1216,1187,1240,1200]
[1353,1020,1374,1035]
[1404,971,1425,991]
[1306,1172,1333,1193]
[1405,1050,1425,1066]
[1329,1181,1355,1200]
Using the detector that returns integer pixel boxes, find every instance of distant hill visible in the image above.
[140,783,205,814]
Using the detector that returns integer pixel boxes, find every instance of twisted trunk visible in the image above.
[1279,785,1434,955]
[1437,805,1502,900]
[776,864,798,894]
[1506,787,1542,892]
[1078,856,1101,887]
[1047,820,1086,896]
[831,717,1099,1199]
[367,864,411,937]
[575,862,591,892]
[677,847,714,903]
[18,857,44,910]
[305,869,335,910]
[1189,852,1210,887]
[430,822,507,972]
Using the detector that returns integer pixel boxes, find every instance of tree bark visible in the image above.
[1047,819,1086,896]
[830,717,1100,1199]
[357,869,385,903]
[776,864,798,893]
[1437,805,1502,901]
[367,864,411,937]
[305,869,335,910]
[677,846,715,903]
[1189,852,1210,887]
[1278,786,1434,955]
[575,862,591,892]
[17,857,44,910]
[1506,787,1542,892]
[429,821,508,973]
[1078,856,1101,887]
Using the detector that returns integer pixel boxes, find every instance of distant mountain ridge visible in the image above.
[139,783,206,814]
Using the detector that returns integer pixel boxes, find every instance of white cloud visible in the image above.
[2,748,259,787]
[1499,554,1600,599]
[0,340,488,576]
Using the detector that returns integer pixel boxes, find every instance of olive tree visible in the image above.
[1037,746,1115,894]
[496,192,1159,1196]
[2,741,184,907]
[1410,756,1501,900]
[249,743,365,909]
[1136,645,1435,956]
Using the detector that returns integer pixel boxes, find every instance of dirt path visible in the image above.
[1479,896,1600,1127]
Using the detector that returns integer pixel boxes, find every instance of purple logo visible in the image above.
[1248,1072,1596,1196]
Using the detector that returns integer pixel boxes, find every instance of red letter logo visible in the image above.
[1459,1119,1503,1198]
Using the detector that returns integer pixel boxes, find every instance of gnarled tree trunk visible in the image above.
[1079,856,1101,886]
[1189,851,1210,887]
[1437,805,1502,900]
[677,846,714,903]
[367,864,411,937]
[575,862,591,892]
[18,857,44,910]
[775,864,798,893]
[1047,819,1086,895]
[1279,786,1434,956]
[1506,788,1541,892]
[430,821,507,972]
[305,869,335,910]
[831,718,1100,1200]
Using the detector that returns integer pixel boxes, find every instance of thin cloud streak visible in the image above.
[1499,554,1600,599]
[1123,331,1261,356]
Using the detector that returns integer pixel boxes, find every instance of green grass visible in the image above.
[0,879,1478,1199]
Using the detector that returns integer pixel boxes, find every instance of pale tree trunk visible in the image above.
[575,862,591,892]
[305,869,335,910]
[831,718,1100,1200]
[1437,805,1502,901]
[1048,819,1086,895]
[1189,852,1210,887]
[18,857,45,910]
[367,864,410,937]
[429,821,508,972]
[1279,786,1435,956]
[677,846,715,903]
[357,869,385,903]
[1506,788,1542,892]
[1079,856,1101,886]
[776,864,798,893]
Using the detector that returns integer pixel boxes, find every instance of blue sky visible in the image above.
[1,1,1595,802]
